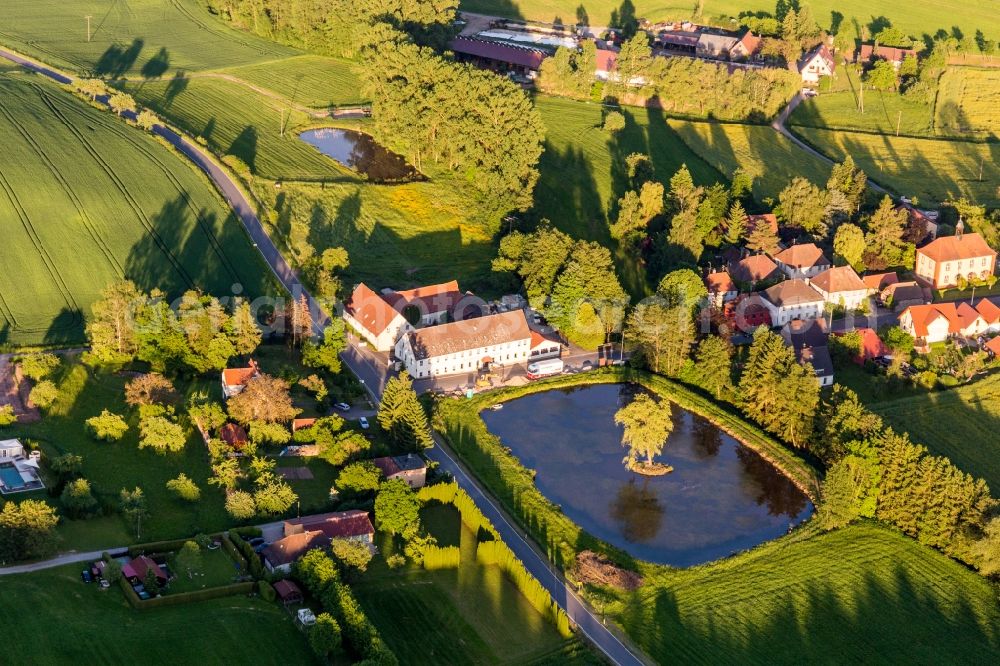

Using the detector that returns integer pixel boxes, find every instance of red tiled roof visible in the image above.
[345,283,403,338]
[530,329,561,350]
[858,44,916,63]
[405,310,531,360]
[382,280,462,317]
[595,48,617,73]
[862,272,898,291]
[123,555,166,581]
[273,579,302,601]
[956,302,985,331]
[292,418,317,432]
[262,531,328,567]
[975,299,1000,324]
[736,30,761,54]
[222,362,258,389]
[730,254,779,283]
[836,328,888,363]
[450,37,546,70]
[775,243,830,270]
[284,510,374,540]
[985,337,1000,356]
[705,271,736,293]
[918,233,996,263]
[372,456,401,478]
[220,423,248,448]
[903,303,963,338]
[811,266,867,294]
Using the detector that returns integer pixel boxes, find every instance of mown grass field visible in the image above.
[612,522,1000,663]
[460,0,997,42]
[0,564,316,665]
[0,0,296,76]
[936,67,1000,137]
[666,118,834,199]
[0,68,271,346]
[870,373,1000,492]
[125,76,357,182]
[354,504,597,665]
[792,126,1000,206]
[789,65,936,137]
[216,55,364,109]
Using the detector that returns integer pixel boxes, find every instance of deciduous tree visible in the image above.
[86,410,129,441]
[375,479,421,537]
[139,415,186,453]
[614,393,673,468]
[166,473,201,502]
[227,374,300,424]
[833,223,866,270]
[336,461,382,497]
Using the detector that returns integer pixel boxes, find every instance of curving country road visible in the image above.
[0,46,648,665]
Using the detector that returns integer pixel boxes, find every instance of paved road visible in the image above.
[0,547,127,575]
[1,45,645,666]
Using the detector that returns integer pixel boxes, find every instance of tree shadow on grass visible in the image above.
[140,48,170,80]
[94,38,144,78]
[227,126,259,172]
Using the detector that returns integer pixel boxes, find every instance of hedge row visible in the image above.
[228,530,266,579]
[127,538,193,557]
[221,533,248,570]
[432,368,821,571]
[116,573,254,610]
[421,545,461,570]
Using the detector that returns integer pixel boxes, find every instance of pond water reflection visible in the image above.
[480,384,813,566]
[298,128,421,182]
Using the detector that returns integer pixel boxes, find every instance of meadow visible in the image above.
[0,564,316,665]
[460,0,997,43]
[666,118,834,199]
[870,373,1000,493]
[0,68,271,346]
[215,55,364,109]
[936,67,1000,137]
[354,504,597,665]
[791,126,999,206]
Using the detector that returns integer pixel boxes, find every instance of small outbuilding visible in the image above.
[273,579,303,605]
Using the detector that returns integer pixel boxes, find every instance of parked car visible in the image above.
[359,416,370,430]
[333,402,351,412]
[801,88,818,97]
[81,569,93,583]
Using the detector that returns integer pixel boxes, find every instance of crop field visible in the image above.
[460,0,996,43]
[125,76,356,182]
[870,374,1000,492]
[789,66,936,137]
[0,564,315,665]
[792,126,999,207]
[611,522,1000,663]
[0,0,296,76]
[216,55,364,109]
[354,505,596,665]
[0,69,271,346]
[666,118,834,199]
[936,67,1000,137]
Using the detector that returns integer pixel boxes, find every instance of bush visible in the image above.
[0,405,16,427]
[18,353,60,380]
[138,415,186,453]
[602,110,625,133]
[258,580,276,602]
[29,380,59,409]
[938,374,960,388]
[421,545,460,570]
[310,612,342,658]
[225,490,257,520]
[916,370,939,389]
[165,473,201,502]
[86,410,129,441]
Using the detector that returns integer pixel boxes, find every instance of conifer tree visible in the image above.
[377,372,432,450]
[745,216,781,255]
[724,201,747,246]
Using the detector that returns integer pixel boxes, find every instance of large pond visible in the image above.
[298,128,422,183]
[481,384,813,566]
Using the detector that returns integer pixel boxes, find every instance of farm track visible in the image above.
[33,88,198,290]
[44,89,244,284]
[9,83,127,279]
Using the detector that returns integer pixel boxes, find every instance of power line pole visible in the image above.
[85,15,92,42]
[896,109,902,136]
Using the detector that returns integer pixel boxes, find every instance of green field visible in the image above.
[870,373,1000,493]
[0,68,271,346]
[792,126,999,206]
[460,0,997,42]
[0,564,316,665]
[0,0,296,76]
[613,522,1000,663]
[354,504,595,665]
[789,65,936,137]
[936,67,1000,137]
[216,55,364,109]
[666,118,835,198]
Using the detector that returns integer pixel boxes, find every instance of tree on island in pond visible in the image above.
[614,393,674,470]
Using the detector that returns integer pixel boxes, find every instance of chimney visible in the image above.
[956,217,965,239]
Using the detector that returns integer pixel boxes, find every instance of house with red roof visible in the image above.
[221,359,259,399]
[833,328,888,365]
[862,272,898,293]
[123,556,168,584]
[264,510,376,573]
[595,48,617,80]
[529,329,563,361]
[449,37,547,75]
[985,336,1000,358]
[975,299,1000,332]
[705,270,738,306]
[730,30,762,60]
[725,293,772,332]
[798,44,835,84]
[855,44,917,68]
[809,266,870,310]
[774,243,831,279]
[373,454,427,488]
[729,254,780,286]
[219,423,249,451]
[900,302,988,351]
[914,226,997,289]
[381,280,464,327]
[344,283,409,352]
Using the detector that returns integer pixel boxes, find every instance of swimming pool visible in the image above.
[0,463,28,491]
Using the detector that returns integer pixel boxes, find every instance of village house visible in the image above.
[975,298,1000,332]
[373,454,428,488]
[855,44,917,69]
[729,30,762,60]
[781,319,834,386]
[696,32,739,58]
[729,253,780,286]
[595,48,617,80]
[835,327,888,365]
[529,330,563,361]
[725,293,772,332]
[705,270,738,307]
[985,336,1000,359]
[381,280,465,327]
[221,359,259,399]
[798,44,835,84]
[809,265,870,310]
[862,271,899,293]
[899,302,991,351]
[896,202,939,242]
[914,225,997,289]
[395,310,533,379]
[123,556,168,585]
[761,279,825,326]
[263,510,375,574]
[774,243,832,279]
[343,283,411,352]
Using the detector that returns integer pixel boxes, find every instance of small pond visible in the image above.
[298,128,422,183]
[481,384,813,567]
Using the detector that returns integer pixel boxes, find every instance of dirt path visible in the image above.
[0,356,39,423]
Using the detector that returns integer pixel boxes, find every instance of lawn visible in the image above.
[666,118,835,199]
[791,126,999,207]
[789,65,936,137]
[936,67,1000,137]
[611,522,1000,663]
[0,564,316,665]
[0,0,297,76]
[168,545,243,593]
[459,0,997,43]
[353,504,597,665]
[0,68,272,346]
[533,95,723,296]
[869,373,1000,492]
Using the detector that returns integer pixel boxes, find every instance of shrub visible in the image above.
[602,111,625,133]
[103,557,123,583]
[139,415,186,453]
[165,473,201,501]
[125,373,177,406]
[61,478,98,518]
[385,553,407,569]
[309,612,342,658]
[29,380,59,409]
[421,545,460,570]
[258,580,276,602]
[0,405,16,427]
[225,491,257,520]
[86,410,129,441]
[938,374,960,388]
[18,353,60,380]
[916,370,939,389]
